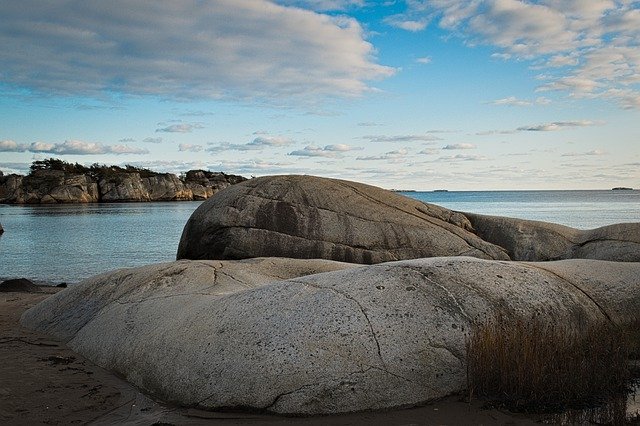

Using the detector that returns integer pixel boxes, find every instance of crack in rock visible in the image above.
[575,236,640,248]
[264,382,323,411]
[297,281,386,369]
[423,343,464,363]
[402,266,473,322]
[521,263,613,323]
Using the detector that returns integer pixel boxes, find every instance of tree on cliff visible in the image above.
[28,159,157,179]
[29,158,88,175]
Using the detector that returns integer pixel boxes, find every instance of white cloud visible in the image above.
[0,139,148,155]
[324,144,362,152]
[442,143,476,150]
[488,96,531,106]
[517,120,598,131]
[404,0,640,109]
[439,153,488,161]
[0,162,31,175]
[487,96,552,106]
[156,123,204,133]
[0,0,394,102]
[475,129,516,136]
[0,140,28,152]
[288,144,360,158]
[179,144,204,152]
[213,159,300,176]
[208,135,295,153]
[357,148,409,161]
[561,149,608,157]
[419,148,439,155]
[601,88,640,109]
[274,0,365,11]
[491,52,512,60]
[363,134,442,143]
[416,56,432,64]
[544,54,580,67]
[123,160,208,174]
[108,144,150,155]
[51,140,148,155]
[384,15,429,31]
[250,136,295,148]
[143,137,163,144]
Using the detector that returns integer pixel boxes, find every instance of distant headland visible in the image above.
[0,158,247,204]
[612,186,634,190]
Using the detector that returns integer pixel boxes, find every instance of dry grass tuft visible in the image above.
[466,315,633,414]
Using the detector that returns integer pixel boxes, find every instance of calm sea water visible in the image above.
[0,190,638,284]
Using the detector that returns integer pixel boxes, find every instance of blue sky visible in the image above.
[1,0,639,190]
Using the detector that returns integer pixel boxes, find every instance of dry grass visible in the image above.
[465,315,633,413]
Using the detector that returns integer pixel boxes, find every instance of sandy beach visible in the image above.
[0,287,549,426]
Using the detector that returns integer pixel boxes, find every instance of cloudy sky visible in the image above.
[1,0,639,190]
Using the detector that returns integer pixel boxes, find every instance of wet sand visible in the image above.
[1,288,545,425]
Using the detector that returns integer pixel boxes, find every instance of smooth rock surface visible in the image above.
[464,212,640,261]
[21,258,355,342]
[21,257,640,415]
[177,175,509,263]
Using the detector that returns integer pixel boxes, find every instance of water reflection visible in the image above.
[0,202,203,283]
[544,381,639,425]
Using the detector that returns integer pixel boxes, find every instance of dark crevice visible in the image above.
[521,263,613,323]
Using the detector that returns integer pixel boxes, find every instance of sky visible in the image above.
[1,0,639,190]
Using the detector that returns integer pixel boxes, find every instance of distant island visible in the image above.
[612,187,634,190]
[0,158,247,204]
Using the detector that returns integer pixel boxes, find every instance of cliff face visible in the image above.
[0,169,246,204]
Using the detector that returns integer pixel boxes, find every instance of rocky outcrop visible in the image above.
[183,170,246,200]
[177,175,509,264]
[0,278,39,292]
[464,212,640,261]
[99,173,192,202]
[21,257,640,415]
[0,170,99,203]
[0,169,246,204]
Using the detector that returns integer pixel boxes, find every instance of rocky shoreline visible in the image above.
[0,160,246,204]
[1,289,545,426]
[19,174,640,420]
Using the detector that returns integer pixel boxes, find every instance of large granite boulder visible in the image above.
[21,257,640,415]
[177,175,509,263]
[21,258,355,342]
[464,212,640,261]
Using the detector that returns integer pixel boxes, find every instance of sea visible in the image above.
[0,190,638,284]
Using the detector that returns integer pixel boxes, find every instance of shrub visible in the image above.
[466,315,632,413]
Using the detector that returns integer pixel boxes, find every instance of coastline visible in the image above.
[2,288,544,425]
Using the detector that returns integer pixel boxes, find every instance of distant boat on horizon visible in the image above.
[433,189,449,193]
[612,187,634,190]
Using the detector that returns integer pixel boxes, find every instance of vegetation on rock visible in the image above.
[0,159,247,203]
[29,158,158,179]
[466,315,637,418]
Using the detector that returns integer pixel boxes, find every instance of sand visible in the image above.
[1,288,546,425]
